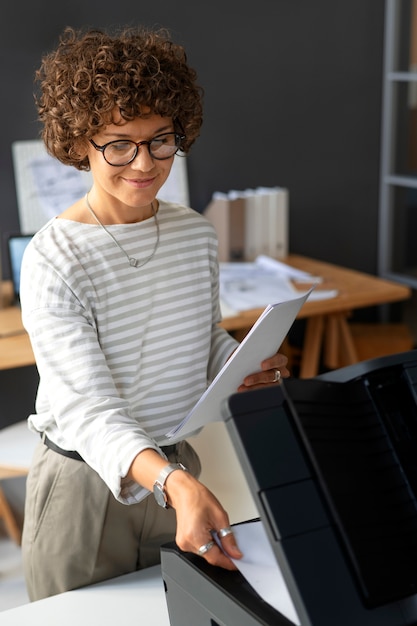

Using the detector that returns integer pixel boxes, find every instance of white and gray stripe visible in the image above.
[20,201,238,504]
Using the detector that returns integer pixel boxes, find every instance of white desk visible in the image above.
[1,565,169,626]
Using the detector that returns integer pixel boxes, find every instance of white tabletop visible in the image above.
[1,565,170,626]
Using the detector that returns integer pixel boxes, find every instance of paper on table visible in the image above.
[214,519,300,625]
[165,288,312,440]
[255,254,322,282]
[219,265,297,313]
[219,256,338,314]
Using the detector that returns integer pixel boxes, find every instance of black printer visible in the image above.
[161,350,417,625]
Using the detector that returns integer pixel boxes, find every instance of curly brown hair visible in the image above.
[35,26,204,171]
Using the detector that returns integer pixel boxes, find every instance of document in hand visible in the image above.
[165,288,312,440]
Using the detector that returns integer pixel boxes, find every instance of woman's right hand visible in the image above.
[165,468,243,570]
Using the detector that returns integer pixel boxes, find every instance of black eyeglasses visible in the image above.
[89,132,185,166]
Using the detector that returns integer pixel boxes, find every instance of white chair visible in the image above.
[0,420,38,544]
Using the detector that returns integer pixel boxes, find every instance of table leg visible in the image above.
[300,313,359,377]
[337,314,359,366]
[323,314,340,370]
[0,484,22,544]
[299,315,325,378]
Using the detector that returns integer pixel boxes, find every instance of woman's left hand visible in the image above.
[237,351,290,391]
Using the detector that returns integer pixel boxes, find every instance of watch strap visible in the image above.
[153,462,187,508]
[155,462,186,487]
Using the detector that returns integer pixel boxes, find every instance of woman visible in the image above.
[20,25,289,600]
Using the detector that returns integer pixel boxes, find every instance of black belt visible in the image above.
[41,434,177,462]
[42,433,85,461]
[160,443,178,456]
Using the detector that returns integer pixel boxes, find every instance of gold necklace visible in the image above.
[85,193,160,268]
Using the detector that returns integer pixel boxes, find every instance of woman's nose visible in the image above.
[130,144,155,171]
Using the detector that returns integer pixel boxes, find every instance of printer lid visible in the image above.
[223,349,417,625]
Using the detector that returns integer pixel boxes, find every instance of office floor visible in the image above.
[0,527,29,611]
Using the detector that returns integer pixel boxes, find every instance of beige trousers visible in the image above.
[22,439,201,601]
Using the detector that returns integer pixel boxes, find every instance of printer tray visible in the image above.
[161,541,292,626]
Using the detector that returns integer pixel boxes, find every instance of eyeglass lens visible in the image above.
[104,133,181,165]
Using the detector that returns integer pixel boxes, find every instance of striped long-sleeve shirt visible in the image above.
[20,201,238,504]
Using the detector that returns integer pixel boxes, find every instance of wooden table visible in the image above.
[0,255,412,377]
[219,255,412,378]
[0,282,34,370]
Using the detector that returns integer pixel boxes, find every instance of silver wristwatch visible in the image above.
[153,462,187,509]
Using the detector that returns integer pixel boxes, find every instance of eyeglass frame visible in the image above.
[89,131,186,166]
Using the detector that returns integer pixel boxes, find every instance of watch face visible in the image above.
[153,483,168,508]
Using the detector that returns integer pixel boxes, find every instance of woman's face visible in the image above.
[87,110,177,219]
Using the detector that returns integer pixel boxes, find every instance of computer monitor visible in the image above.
[5,233,34,303]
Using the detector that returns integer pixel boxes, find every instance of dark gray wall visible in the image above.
[0,1,385,280]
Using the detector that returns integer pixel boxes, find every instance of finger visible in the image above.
[282,368,290,378]
[262,352,288,370]
[239,367,286,389]
[261,355,289,378]
[275,364,290,378]
[208,525,242,560]
[241,371,273,387]
[194,534,239,570]
[218,528,243,560]
[268,369,279,383]
[197,539,216,557]
[203,543,239,570]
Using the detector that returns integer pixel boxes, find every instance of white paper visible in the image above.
[166,289,311,440]
[214,520,300,625]
[219,256,338,314]
[219,262,298,312]
[12,140,93,233]
[255,254,321,282]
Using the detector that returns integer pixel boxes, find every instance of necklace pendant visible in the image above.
[85,193,159,269]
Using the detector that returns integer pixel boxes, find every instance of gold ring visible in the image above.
[273,369,281,383]
[218,526,233,538]
[197,540,215,556]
